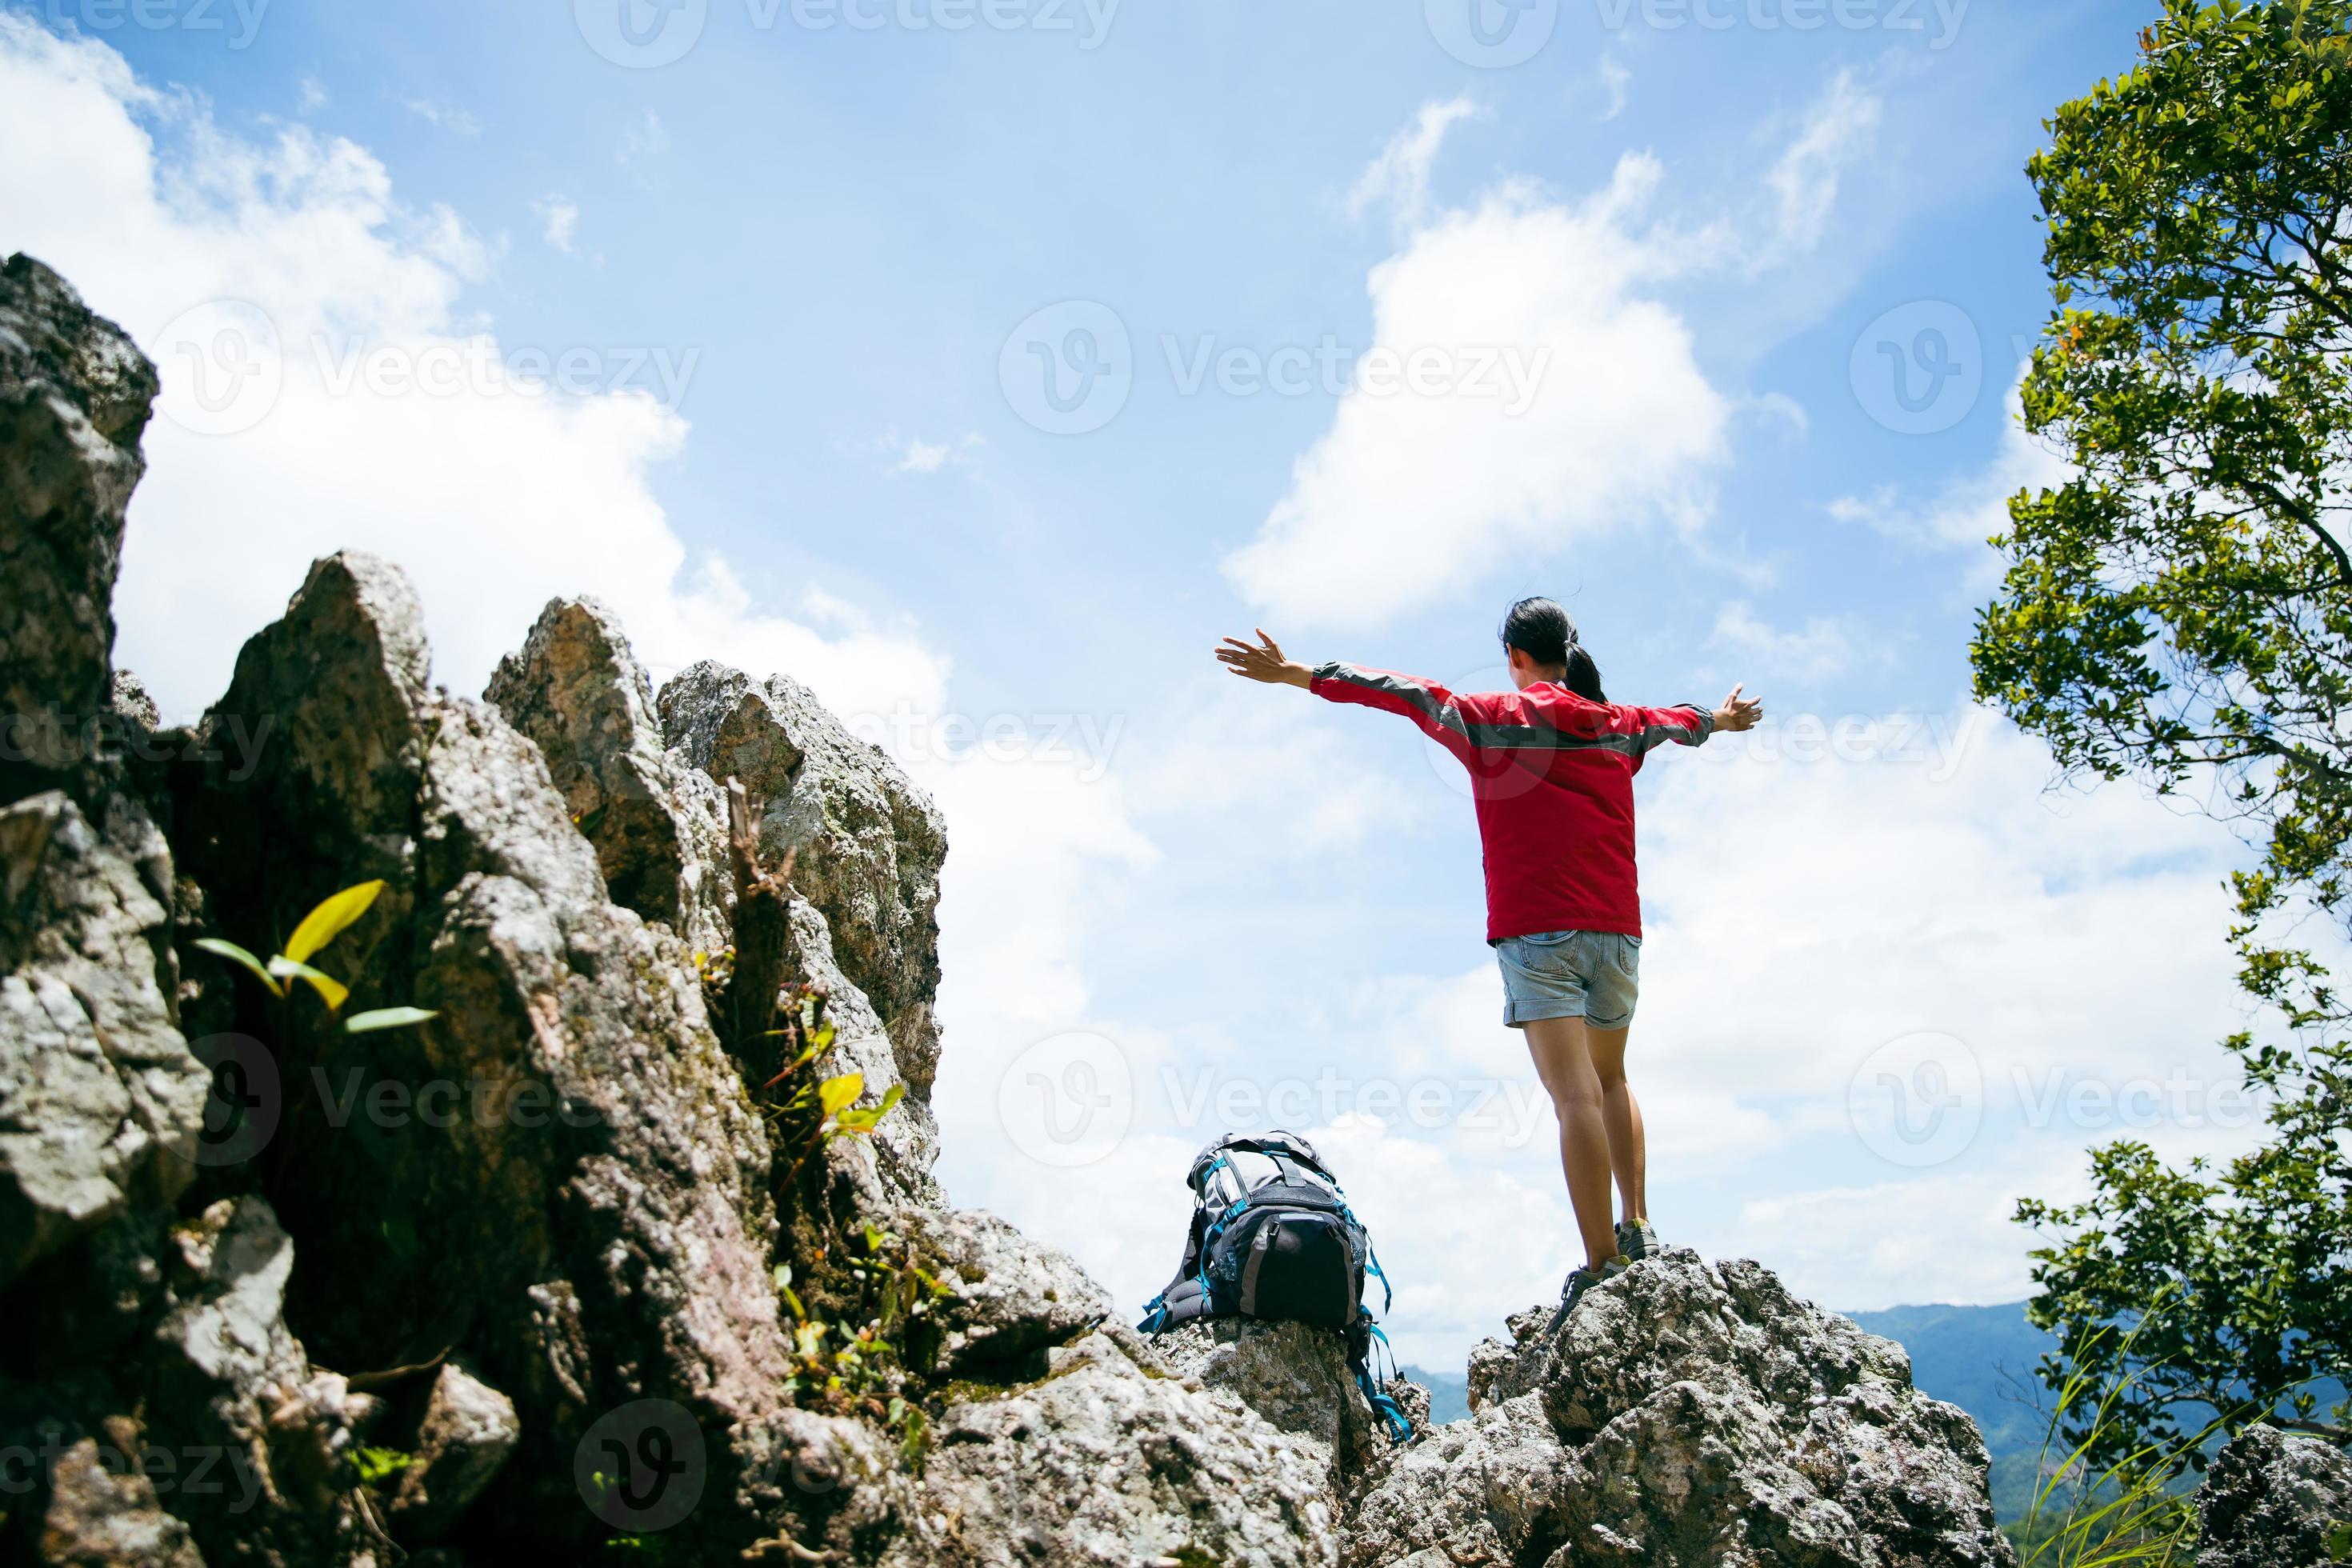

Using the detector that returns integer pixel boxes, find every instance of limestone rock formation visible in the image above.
[2194,1422,2352,1568]
[1155,1315,1379,1492]
[892,1203,1113,1376]
[485,596,732,955]
[0,254,158,799]
[0,790,207,1289]
[1368,1248,2018,1568]
[882,1325,1344,1568]
[658,661,946,1102]
[170,549,800,1556]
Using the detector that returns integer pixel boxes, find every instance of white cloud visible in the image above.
[858,428,982,475]
[532,192,579,253]
[1746,390,1810,438]
[1596,55,1630,122]
[1224,150,1731,630]
[397,94,480,138]
[1347,95,1478,231]
[618,109,668,182]
[1830,374,2071,570]
[1762,68,1882,259]
[0,16,939,726]
[1708,599,1861,682]
[298,76,327,114]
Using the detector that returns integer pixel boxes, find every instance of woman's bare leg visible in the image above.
[1587,1024,1646,1225]
[1522,1015,1620,1272]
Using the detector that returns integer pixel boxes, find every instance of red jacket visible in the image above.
[1310,663,1714,940]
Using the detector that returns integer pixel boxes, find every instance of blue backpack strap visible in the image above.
[1351,1312,1414,1443]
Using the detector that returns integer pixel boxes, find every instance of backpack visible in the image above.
[1136,1130,1414,1442]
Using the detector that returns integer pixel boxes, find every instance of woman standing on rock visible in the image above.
[1216,598,1762,1328]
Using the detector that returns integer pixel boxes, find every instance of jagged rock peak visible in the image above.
[0,254,162,786]
[658,659,946,1102]
[1354,1249,2017,1567]
[485,594,733,954]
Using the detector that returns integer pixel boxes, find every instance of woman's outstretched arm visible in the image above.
[1216,630,1483,762]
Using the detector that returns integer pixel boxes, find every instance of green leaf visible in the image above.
[343,1006,437,1034]
[266,955,350,1010]
[350,1445,414,1486]
[834,1082,906,1134]
[818,1072,864,1117]
[283,880,386,964]
[193,938,285,998]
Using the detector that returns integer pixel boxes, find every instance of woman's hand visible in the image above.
[1217,630,1313,688]
[1713,683,1763,733]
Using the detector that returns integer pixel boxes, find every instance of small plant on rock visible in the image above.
[194,879,437,1034]
[761,980,905,1190]
[772,1220,950,1470]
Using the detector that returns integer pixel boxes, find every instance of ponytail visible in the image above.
[1500,596,1608,702]
[1563,644,1607,704]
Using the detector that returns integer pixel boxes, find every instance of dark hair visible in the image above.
[1499,596,1606,702]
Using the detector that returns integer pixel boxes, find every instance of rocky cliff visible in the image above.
[0,254,2016,1566]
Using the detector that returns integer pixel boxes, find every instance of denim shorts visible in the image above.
[1494,929,1642,1030]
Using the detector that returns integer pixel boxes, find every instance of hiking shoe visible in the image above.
[1616,1218,1658,1262]
[1544,1256,1629,1338]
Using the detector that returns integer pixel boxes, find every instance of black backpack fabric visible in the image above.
[1137,1130,1414,1442]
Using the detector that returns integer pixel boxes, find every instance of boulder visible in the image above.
[658,662,946,1102]
[1355,1250,2015,1568]
[893,1205,1112,1374]
[485,597,731,954]
[145,1197,374,1565]
[1343,1392,1574,1567]
[0,254,158,798]
[884,1326,1342,1568]
[387,1362,521,1543]
[2194,1422,2352,1568]
[0,790,207,1290]
[1152,1316,1376,1492]
[38,1432,206,1568]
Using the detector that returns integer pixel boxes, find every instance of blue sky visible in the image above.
[1,0,2278,1366]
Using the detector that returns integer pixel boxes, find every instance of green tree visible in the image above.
[1970,0,2352,1478]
